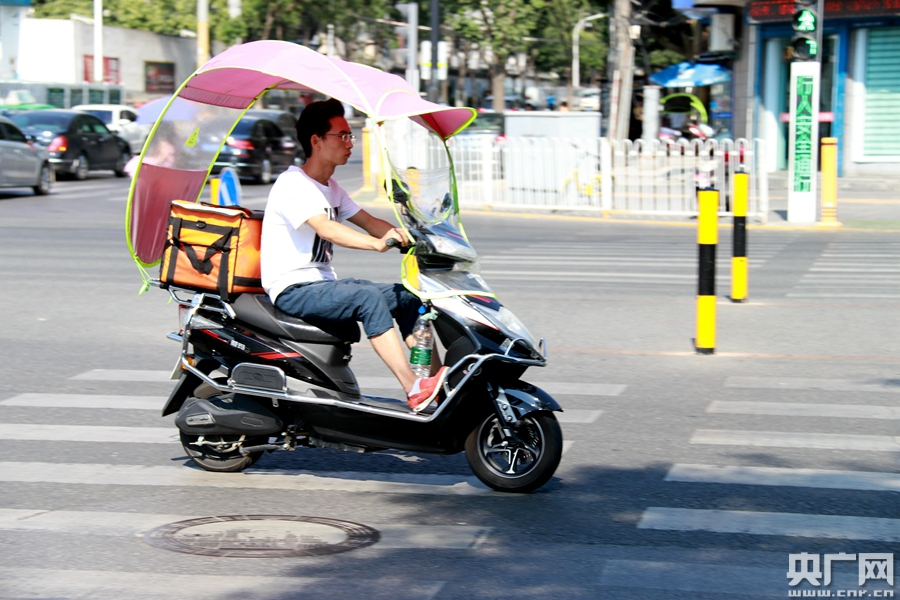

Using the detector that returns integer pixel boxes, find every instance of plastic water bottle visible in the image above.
[409,306,434,378]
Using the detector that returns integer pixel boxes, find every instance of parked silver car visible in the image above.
[73,104,150,155]
[0,116,52,195]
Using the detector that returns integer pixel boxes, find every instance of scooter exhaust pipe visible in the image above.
[239,443,282,455]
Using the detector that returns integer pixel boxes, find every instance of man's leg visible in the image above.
[275,279,419,392]
[369,329,417,393]
[374,283,443,375]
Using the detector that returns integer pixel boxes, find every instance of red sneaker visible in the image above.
[407,366,449,412]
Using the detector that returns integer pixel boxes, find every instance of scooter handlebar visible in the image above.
[385,237,415,251]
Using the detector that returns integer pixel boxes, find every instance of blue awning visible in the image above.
[649,62,731,88]
[0,0,33,6]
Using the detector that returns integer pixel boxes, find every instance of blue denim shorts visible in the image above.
[274,278,421,339]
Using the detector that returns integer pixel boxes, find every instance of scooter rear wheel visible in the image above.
[180,431,267,472]
[465,412,562,493]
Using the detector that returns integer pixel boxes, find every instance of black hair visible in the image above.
[295,98,345,157]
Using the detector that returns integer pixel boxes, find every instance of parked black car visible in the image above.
[245,108,305,164]
[11,110,130,180]
[0,116,53,195]
[213,116,300,184]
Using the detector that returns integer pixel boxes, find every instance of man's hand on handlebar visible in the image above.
[378,227,410,252]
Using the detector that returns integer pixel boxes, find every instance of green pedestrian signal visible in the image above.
[791,0,820,61]
[793,9,817,32]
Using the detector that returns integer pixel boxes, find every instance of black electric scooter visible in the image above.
[159,173,563,493]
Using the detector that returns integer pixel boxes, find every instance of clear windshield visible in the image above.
[381,118,459,231]
[381,118,492,298]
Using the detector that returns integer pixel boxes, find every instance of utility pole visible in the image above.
[615,24,639,142]
[197,0,210,67]
[93,0,103,82]
[429,0,439,102]
[571,13,607,108]
[607,0,631,139]
[399,3,419,93]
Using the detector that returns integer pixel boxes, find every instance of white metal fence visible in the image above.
[404,135,769,222]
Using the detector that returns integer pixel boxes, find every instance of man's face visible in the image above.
[311,116,353,166]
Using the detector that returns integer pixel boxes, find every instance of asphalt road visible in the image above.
[0,170,898,599]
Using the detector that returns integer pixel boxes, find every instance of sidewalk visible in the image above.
[764,172,900,230]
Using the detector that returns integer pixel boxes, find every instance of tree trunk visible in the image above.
[261,4,275,40]
[491,64,505,112]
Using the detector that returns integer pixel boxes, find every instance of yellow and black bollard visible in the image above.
[731,171,749,303]
[820,137,841,226]
[696,188,718,354]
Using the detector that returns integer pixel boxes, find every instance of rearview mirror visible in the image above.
[390,179,409,205]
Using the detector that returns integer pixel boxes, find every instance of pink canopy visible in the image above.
[126,41,476,269]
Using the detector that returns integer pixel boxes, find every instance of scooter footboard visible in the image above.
[500,381,562,420]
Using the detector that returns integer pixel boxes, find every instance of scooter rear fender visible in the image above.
[161,358,220,417]
[162,371,202,417]
[500,381,562,421]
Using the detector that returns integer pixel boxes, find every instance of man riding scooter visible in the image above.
[260,99,449,412]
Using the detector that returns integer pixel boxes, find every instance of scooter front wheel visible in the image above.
[465,412,562,493]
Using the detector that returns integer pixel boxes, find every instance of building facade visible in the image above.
[16,16,196,105]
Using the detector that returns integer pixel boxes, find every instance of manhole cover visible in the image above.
[144,515,380,558]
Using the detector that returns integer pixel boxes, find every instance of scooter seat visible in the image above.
[232,294,361,344]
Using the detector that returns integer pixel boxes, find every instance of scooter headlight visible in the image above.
[426,234,478,262]
[479,305,538,350]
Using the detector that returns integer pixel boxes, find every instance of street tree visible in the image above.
[533,0,608,104]
[446,0,544,112]
[34,0,196,37]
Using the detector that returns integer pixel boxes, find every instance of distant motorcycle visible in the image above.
[659,121,715,144]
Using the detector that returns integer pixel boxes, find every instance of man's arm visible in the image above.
[346,209,396,238]
[307,213,405,253]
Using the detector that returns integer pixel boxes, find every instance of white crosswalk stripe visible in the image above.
[70,369,174,382]
[0,423,177,444]
[0,393,166,410]
[480,240,793,286]
[0,508,492,549]
[725,375,900,392]
[556,410,602,424]
[0,568,446,600]
[0,461,492,495]
[665,464,900,492]
[639,365,900,545]
[690,429,900,451]
[708,400,900,419]
[638,507,900,542]
[789,241,900,298]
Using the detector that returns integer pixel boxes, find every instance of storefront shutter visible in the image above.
[864,28,900,156]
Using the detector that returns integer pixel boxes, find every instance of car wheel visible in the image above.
[33,163,53,195]
[114,150,130,178]
[255,158,272,185]
[73,154,89,181]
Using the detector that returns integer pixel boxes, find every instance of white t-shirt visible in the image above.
[261,166,361,302]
